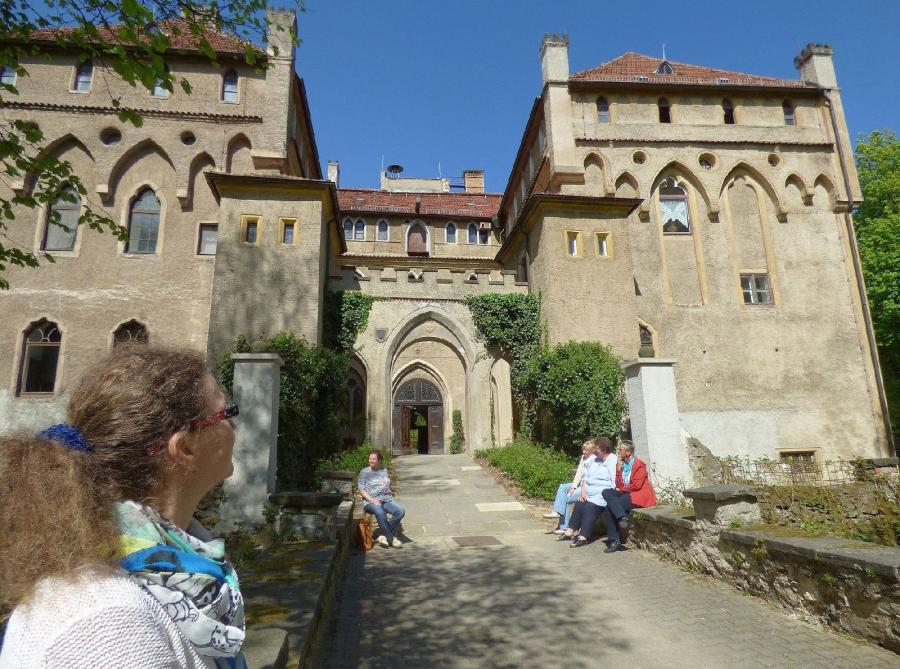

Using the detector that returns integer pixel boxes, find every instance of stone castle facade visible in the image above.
[0,12,892,481]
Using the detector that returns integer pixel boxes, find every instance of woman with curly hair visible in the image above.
[0,346,245,668]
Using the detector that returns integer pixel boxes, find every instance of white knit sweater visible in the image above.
[0,570,214,668]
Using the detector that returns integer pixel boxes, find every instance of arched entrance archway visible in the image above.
[392,378,443,455]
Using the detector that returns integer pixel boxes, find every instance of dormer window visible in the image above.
[654,61,674,75]
[782,100,795,126]
[722,99,735,125]
[222,69,238,103]
[658,97,671,124]
[74,60,93,92]
[596,97,610,124]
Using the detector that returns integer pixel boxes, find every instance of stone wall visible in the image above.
[631,505,900,653]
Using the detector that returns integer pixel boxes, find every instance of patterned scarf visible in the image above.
[116,500,247,669]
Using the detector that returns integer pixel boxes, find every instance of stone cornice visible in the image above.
[1,100,262,123]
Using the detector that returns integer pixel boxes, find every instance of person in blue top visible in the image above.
[559,436,617,548]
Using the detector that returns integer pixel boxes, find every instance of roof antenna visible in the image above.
[662,43,666,61]
[438,161,442,178]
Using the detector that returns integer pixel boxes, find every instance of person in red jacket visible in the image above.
[601,440,657,552]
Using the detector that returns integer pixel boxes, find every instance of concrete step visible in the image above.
[243,627,289,669]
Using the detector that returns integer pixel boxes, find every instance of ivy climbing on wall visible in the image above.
[323,290,375,354]
[465,292,627,455]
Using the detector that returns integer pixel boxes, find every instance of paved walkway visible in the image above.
[322,454,899,668]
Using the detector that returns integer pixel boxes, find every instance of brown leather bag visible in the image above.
[355,515,374,551]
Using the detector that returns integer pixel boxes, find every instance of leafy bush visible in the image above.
[475,438,576,500]
[449,409,465,454]
[314,443,392,481]
[523,341,626,455]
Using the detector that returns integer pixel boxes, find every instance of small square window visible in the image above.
[596,232,611,258]
[198,224,218,255]
[565,231,581,257]
[282,220,295,245]
[740,273,772,305]
[241,216,260,245]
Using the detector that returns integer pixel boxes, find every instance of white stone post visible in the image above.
[219,352,283,530]
[622,358,692,487]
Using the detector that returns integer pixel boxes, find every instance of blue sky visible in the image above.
[296,0,900,192]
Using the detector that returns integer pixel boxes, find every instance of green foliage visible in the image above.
[323,290,374,353]
[223,522,259,570]
[314,442,392,481]
[729,517,743,529]
[449,409,465,454]
[220,332,349,490]
[0,0,299,288]
[523,341,627,454]
[854,130,900,438]
[465,294,626,453]
[475,438,576,500]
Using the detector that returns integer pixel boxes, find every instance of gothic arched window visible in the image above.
[42,185,80,251]
[467,223,477,245]
[222,69,238,103]
[113,320,149,347]
[152,63,170,97]
[659,177,691,234]
[407,221,428,255]
[722,99,735,125]
[376,219,389,241]
[658,97,671,124]
[126,188,161,253]
[74,60,93,92]
[354,219,365,240]
[445,222,457,244]
[343,218,353,240]
[18,319,62,395]
[782,100,795,126]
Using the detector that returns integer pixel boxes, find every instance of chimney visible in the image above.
[794,43,837,89]
[464,169,485,194]
[540,32,570,84]
[327,161,340,187]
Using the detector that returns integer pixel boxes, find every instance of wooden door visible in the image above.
[428,405,444,454]
[407,224,427,255]
[401,406,411,453]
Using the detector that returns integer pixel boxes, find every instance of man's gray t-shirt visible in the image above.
[358,466,394,502]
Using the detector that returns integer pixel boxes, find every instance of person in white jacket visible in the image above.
[0,346,246,669]
[543,439,598,534]
[559,437,618,548]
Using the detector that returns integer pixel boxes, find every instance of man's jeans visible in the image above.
[552,483,581,529]
[364,500,406,542]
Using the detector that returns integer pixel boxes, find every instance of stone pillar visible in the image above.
[622,358,692,485]
[219,352,283,529]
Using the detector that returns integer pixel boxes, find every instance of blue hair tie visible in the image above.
[37,424,94,452]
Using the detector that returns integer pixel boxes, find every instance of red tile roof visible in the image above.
[30,18,250,55]
[338,188,501,219]
[571,52,815,89]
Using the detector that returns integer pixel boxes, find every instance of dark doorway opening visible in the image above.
[392,378,444,455]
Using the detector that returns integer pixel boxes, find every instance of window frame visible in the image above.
[41,185,81,252]
[740,273,773,305]
[445,221,457,244]
[596,96,610,124]
[0,64,16,86]
[196,222,218,256]
[112,320,149,348]
[406,220,430,256]
[343,218,353,241]
[658,97,671,124]
[353,219,366,241]
[376,219,389,242]
[658,177,692,235]
[72,60,93,93]
[722,98,735,125]
[240,215,262,246]
[125,187,162,254]
[595,232,612,258]
[564,230,583,258]
[151,64,170,98]
[478,227,490,245]
[279,217,298,247]
[221,69,239,103]
[467,223,478,245]
[16,319,62,397]
[782,100,795,126]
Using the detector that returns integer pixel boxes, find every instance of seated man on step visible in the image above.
[601,440,657,553]
[358,449,405,548]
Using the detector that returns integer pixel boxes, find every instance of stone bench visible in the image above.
[683,483,761,526]
[270,491,345,541]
